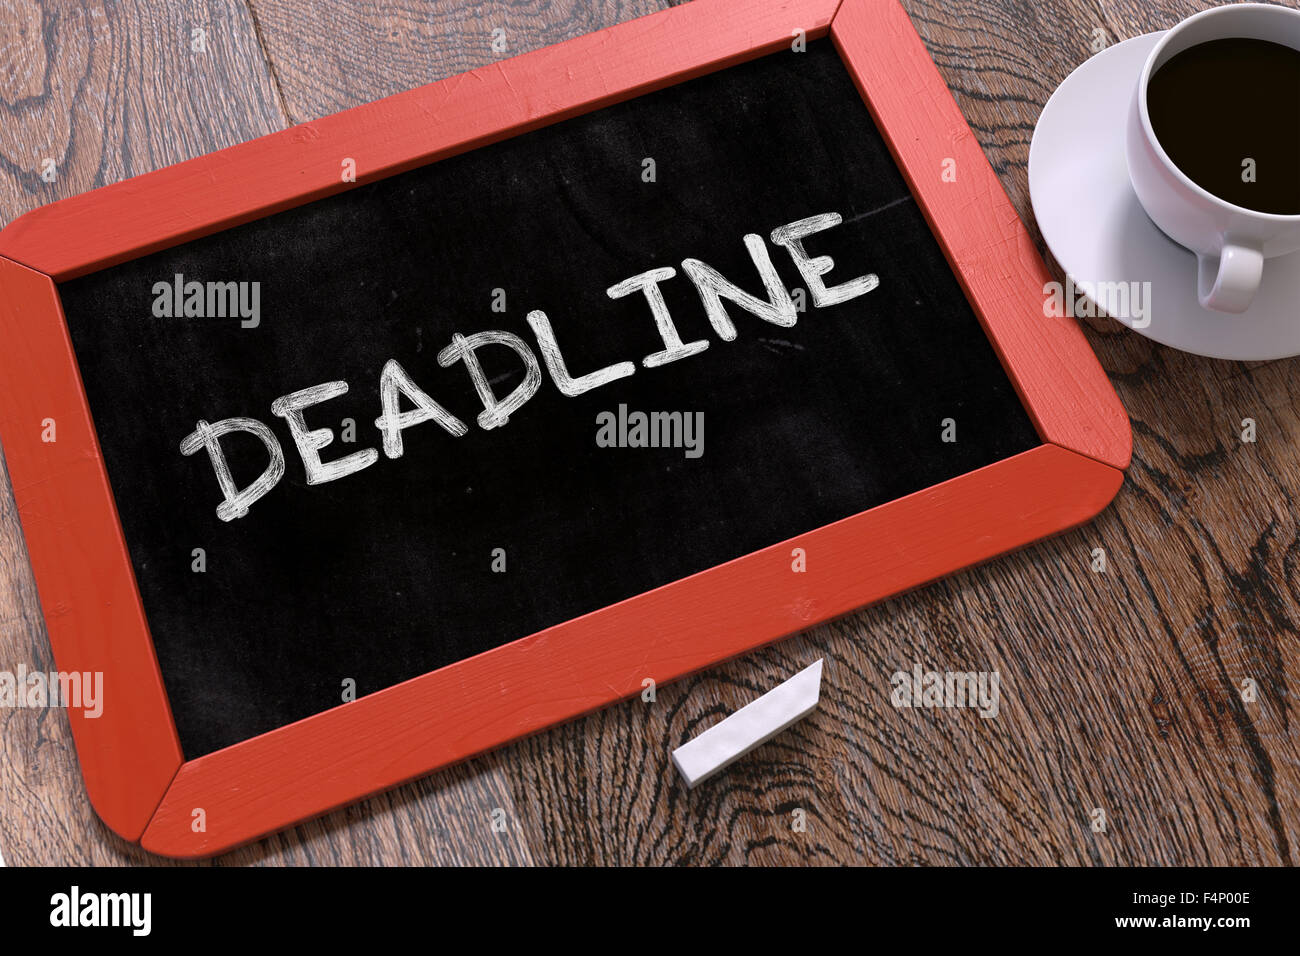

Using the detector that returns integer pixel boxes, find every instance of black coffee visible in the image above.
[1147,37,1300,215]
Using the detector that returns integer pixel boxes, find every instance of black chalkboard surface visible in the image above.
[58,40,1039,759]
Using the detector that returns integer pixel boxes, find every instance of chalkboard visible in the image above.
[0,0,1130,854]
[56,39,1038,759]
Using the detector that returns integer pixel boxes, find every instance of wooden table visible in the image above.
[1,0,1296,866]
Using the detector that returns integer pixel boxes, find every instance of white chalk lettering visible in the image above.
[180,417,286,521]
[437,331,542,430]
[180,211,880,520]
[681,234,797,342]
[770,212,879,307]
[526,310,635,397]
[271,382,379,484]
[606,267,710,367]
[374,358,467,458]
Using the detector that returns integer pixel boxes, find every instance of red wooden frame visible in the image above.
[0,0,1129,858]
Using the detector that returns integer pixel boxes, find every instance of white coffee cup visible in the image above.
[1125,2,1300,314]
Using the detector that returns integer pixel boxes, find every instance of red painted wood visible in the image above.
[832,0,1131,471]
[0,0,1130,855]
[142,443,1121,857]
[0,256,182,841]
[0,0,843,281]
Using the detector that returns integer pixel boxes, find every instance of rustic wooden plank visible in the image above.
[4,0,1298,867]
[0,0,537,867]
[245,0,670,121]
[507,0,1300,866]
[0,0,281,866]
[890,0,1300,864]
[0,0,287,216]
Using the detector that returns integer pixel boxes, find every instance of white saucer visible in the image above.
[1029,32,1300,361]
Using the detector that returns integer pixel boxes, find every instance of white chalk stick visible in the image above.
[671,659,823,788]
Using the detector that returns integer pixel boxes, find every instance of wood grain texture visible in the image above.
[1,0,1122,856]
[244,0,669,122]
[2,0,1298,866]
[0,0,292,868]
[505,0,1300,866]
[0,0,287,220]
[0,0,552,867]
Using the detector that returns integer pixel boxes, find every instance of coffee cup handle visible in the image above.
[1197,242,1264,314]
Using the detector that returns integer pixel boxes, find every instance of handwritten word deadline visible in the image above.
[181,212,879,521]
